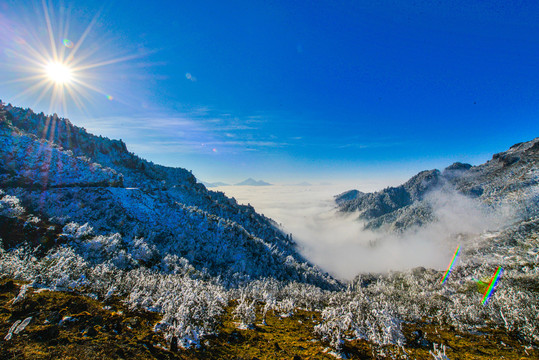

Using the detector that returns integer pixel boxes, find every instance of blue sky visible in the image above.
[1,0,539,185]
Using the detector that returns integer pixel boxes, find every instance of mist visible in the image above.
[216,184,508,280]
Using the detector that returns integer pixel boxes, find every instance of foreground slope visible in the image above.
[336,138,539,231]
[1,275,537,359]
[0,101,335,288]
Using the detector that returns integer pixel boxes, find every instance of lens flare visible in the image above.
[440,245,460,284]
[481,266,503,305]
[63,39,74,48]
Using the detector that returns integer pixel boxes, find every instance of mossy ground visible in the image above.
[1,279,537,359]
[0,279,186,360]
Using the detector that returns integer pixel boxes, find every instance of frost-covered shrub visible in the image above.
[61,223,163,269]
[0,246,90,290]
[233,294,256,329]
[73,232,137,269]
[85,262,122,298]
[0,192,25,217]
[356,297,405,347]
[0,244,228,349]
[238,278,330,313]
[277,297,295,316]
[128,237,158,264]
[315,290,405,351]
[315,303,352,350]
[159,254,195,275]
[37,247,89,290]
[62,222,94,239]
[0,246,39,280]
[486,281,539,342]
[430,343,450,360]
[281,282,328,311]
[125,271,228,348]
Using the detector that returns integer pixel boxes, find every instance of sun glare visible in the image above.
[1,1,143,115]
[45,62,73,84]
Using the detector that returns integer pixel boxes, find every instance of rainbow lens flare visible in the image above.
[481,266,503,305]
[63,38,74,48]
[440,245,460,284]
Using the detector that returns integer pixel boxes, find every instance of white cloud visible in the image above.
[83,109,282,156]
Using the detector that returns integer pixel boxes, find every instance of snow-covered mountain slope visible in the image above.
[0,119,122,188]
[0,101,336,288]
[336,138,539,231]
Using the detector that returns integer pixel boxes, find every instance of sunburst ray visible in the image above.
[2,0,145,117]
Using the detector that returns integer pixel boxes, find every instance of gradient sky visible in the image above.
[1,0,538,185]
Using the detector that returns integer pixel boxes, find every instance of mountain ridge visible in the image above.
[0,101,336,289]
[336,137,539,231]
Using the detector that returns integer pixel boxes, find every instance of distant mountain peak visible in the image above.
[235,178,272,186]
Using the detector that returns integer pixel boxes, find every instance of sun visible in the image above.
[45,62,73,85]
[0,1,144,115]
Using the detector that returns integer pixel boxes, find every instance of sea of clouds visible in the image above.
[215,184,505,280]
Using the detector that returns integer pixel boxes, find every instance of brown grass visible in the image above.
[1,279,537,359]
